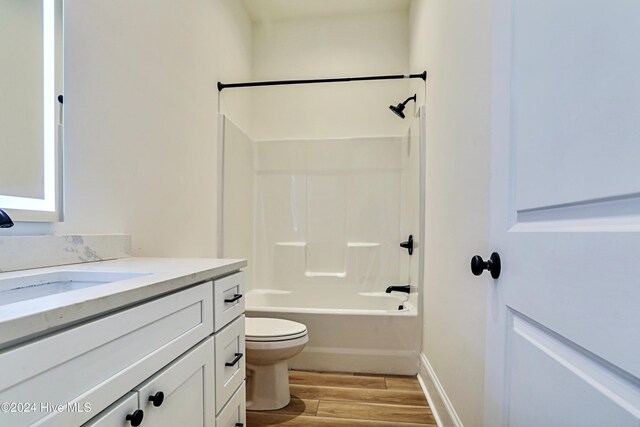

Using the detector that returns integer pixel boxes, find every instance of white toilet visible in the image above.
[245,317,308,410]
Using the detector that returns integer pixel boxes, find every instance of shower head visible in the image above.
[389,104,406,119]
[389,94,417,119]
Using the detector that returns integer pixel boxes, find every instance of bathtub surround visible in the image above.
[0,234,130,273]
[219,116,255,288]
[222,121,423,297]
[220,114,423,298]
[402,107,425,325]
[220,105,424,374]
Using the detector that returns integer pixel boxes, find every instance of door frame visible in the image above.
[483,0,514,425]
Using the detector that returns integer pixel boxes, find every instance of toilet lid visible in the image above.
[246,318,307,342]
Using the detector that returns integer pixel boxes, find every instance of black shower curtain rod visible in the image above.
[217,71,426,92]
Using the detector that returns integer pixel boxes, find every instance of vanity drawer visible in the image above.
[213,271,245,332]
[214,315,245,413]
[0,283,213,427]
[215,382,246,427]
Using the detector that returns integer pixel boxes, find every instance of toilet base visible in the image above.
[246,361,291,410]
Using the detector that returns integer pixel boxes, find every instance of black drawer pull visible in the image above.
[126,409,144,426]
[224,293,243,303]
[148,391,164,407]
[225,352,243,367]
[235,424,244,427]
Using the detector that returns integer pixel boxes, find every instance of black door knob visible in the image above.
[471,252,501,279]
[126,409,144,426]
[148,391,164,407]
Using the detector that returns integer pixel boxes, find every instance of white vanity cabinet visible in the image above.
[83,336,216,427]
[0,268,246,427]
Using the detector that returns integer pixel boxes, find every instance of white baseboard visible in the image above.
[417,352,464,427]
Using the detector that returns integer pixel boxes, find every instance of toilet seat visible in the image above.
[246,318,307,342]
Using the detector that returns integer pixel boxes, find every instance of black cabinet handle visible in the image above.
[235,424,244,427]
[224,293,243,303]
[126,409,144,426]
[225,352,244,367]
[471,252,501,279]
[148,391,164,407]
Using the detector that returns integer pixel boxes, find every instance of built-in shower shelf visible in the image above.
[304,271,346,278]
[347,242,380,248]
[275,242,306,247]
[274,242,380,248]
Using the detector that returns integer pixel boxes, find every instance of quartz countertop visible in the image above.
[0,257,246,347]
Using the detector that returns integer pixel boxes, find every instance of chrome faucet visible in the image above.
[0,208,14,228]
[385,285,411,294]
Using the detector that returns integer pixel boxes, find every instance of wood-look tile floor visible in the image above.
[247,371,436,426]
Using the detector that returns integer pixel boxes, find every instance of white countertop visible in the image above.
[0,257,246,347]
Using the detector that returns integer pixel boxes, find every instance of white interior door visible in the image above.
[485,1,640,426]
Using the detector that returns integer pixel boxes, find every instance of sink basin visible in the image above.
[0,271,150,306]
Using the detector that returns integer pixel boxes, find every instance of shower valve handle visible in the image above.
[400,235,414,255]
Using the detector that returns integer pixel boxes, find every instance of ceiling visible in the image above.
[242,0,411,22]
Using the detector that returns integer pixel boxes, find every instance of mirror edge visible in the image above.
[2,0,64,223]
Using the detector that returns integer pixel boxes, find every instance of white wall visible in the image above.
[45,0,253,256]
[410,0,492,426]
[246,11,412,140]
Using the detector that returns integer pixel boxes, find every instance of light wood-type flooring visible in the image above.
[247,370,437,426]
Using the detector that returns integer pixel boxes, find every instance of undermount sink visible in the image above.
[0,271,150,306]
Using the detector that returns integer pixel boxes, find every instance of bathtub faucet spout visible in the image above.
[385,285,411,294]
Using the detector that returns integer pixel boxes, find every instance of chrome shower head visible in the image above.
[389,94,417,119]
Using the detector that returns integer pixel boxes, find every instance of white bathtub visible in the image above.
[245,289,420,375]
